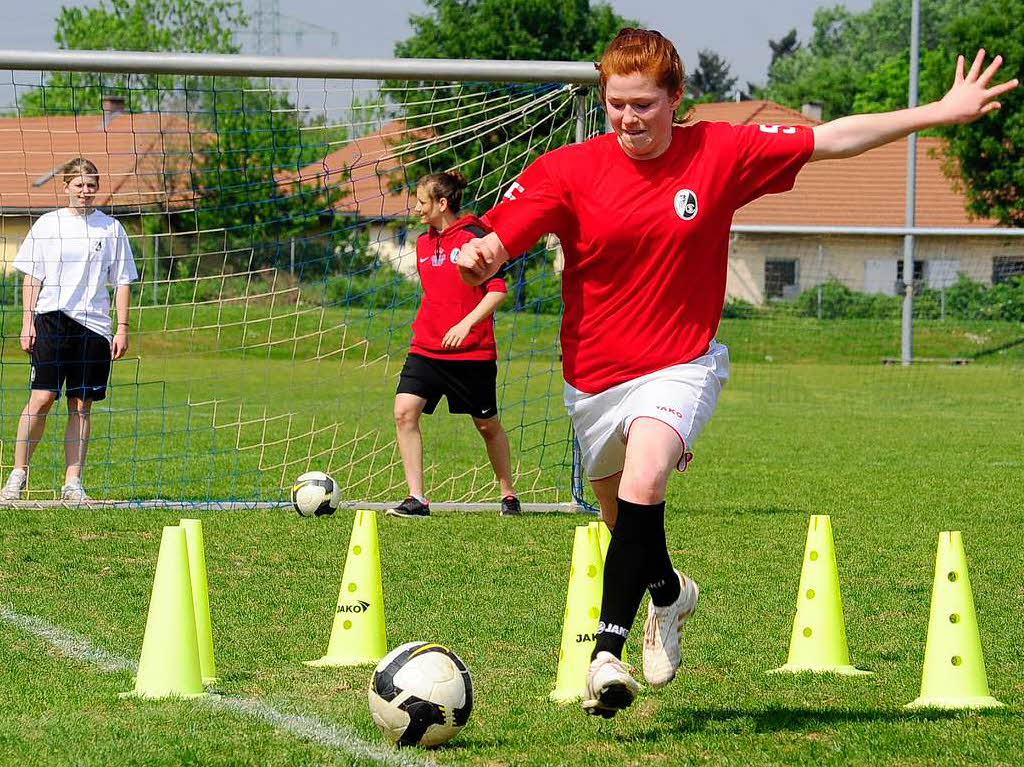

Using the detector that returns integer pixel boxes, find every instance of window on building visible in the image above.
[765,259,798,300]
[992,256,1024,284]
[895,259,925,292]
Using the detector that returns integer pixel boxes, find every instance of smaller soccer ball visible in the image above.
[368,641,473,748]
[291,471,340,517]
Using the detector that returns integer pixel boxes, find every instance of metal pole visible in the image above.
[901,0,921,366]
[290,238,295,276]
[575,89,586,144]
[816,244,824,320]
[0,49,599,84]
[152,235,159,305]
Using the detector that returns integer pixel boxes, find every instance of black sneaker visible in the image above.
[500,495,522,516]
[386,496,431,518]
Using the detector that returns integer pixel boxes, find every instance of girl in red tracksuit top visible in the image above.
[387,170,521,519]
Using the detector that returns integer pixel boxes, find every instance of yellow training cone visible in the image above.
[770,515,871,675]
[180,519,218,684]
[906,531,1003,710]
[589,519,611,562]
[306,509,387,667]
[122,525,209,698]
[550,524,604,702]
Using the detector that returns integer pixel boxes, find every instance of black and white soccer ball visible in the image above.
[368,641,473,748]
[291,471,340,517]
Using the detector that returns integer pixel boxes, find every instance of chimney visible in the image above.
[101,94,126,127]
[801,102,823,122]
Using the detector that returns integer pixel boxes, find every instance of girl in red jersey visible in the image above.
[386,171,521,519]
[459,29,1017,716]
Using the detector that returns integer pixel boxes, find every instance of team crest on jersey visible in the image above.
[448,247,461,265]
[674,189,699,221]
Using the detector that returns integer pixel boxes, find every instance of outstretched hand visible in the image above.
[939,49,1018,125]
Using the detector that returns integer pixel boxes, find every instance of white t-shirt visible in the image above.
[13,208,138,339]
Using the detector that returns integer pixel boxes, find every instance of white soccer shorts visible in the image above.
[564,341,730,480]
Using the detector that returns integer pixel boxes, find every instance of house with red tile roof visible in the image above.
[292,99,1021,303]
[7,96,1016,304]
[0,98,194,268]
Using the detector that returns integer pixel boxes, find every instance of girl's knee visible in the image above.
[27,392,57,415]
[474,417,501,438]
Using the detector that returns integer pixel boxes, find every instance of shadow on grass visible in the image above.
[720,506,809,517]
[970,335,1024,360]
[625,704,1000,739]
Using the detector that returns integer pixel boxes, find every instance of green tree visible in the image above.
[18,0,246,115]
[688,48,738,101]
[769,29,801,68]
[184,80,345,266]
[18,0,348,270]
[761,0,984,120]
[395,0,628,62]
[931,0,1024,225]
[389,0,636,207]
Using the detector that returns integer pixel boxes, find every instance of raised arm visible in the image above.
[811,50,1018,162]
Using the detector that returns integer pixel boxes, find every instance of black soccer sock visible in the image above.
[592,498,666,659]
[643,500,681,607]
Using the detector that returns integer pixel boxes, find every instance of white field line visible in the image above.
[0,605,441,767]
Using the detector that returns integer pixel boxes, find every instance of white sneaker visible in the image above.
[61,481,91,503]
[581,651,641,718]
[642,570,699,687]
[0,469,26,501]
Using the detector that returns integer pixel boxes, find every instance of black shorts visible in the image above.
[31,311,111,401]
[396,353,499,419]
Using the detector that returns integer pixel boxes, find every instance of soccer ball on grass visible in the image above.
[368,641,473,748]
[291,471,340,517]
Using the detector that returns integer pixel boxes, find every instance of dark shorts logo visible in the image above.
[674,189,698,221]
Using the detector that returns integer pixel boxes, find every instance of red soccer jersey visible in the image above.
[484,122,814,393]
[410,214,508,361]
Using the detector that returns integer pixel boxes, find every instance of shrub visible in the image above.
[722,298,760,319]
[324,266,421,311]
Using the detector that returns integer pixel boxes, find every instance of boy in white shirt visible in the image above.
[2,157,138,502]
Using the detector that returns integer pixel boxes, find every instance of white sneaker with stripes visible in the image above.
[642,570,700,687]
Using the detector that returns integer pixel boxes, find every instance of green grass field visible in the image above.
[2,310,1022,764]
[0,295,1020,504]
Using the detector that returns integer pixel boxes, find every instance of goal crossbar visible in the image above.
[0,49,600,85]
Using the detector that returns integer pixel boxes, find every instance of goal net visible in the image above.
[0,60,606,507]
[1,54,1021,507]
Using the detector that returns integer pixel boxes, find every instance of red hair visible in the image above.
[597,28,689,120]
